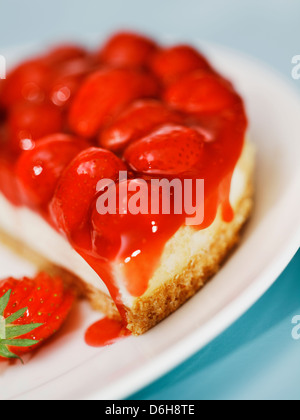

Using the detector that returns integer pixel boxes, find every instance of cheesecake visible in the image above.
[0,32,255,335]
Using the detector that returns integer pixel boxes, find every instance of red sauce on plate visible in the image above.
[85,317,131,347]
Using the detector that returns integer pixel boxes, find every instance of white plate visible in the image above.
[0,40,299,400]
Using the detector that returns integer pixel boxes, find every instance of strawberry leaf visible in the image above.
[5,323,43,339]
[0,289,45,362]
[0,343,22,361]
[5,307,27,324]
[0,338,39,346]
[0,290,11,316]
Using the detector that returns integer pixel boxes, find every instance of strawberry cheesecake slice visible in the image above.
[0,32,255,335]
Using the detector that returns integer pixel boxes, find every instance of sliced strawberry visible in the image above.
[0,273,74,361]
[15,133,89,211]
[99,99,184,153]
[164,71,239,115]
[68,68,160,138]
[0,148,22,206]
[50,147,126,237]
[0,45,89,110]
[50,74,82,109]
[43,44,88,66]
[124,124,205,176]
[49,57,95,109]
[8,102,64,154]
[150,45,212,86]
[0,58,53,108]
[98,31,158,68]
[0,124,22,203]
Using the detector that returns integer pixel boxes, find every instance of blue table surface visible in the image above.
[0,0,299,401]
[129,250,300,400]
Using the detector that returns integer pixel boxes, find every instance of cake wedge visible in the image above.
[0,31,255,335]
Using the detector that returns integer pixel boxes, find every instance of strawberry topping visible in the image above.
[8,102,64,154]
[99,99,183,153]
[151,45,212,85]
[69,68,160,138]
[0,59,53,108]
[164,71,240,114]
[15,134,89,211]
[0,31,248,309]
[50,147,126,237]
[98,31,158,69]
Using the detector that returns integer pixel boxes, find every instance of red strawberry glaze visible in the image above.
[85,317,131,347]
[91,179,184,297]
[0,33,248,338]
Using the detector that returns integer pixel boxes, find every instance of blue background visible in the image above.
[0,0,299,400]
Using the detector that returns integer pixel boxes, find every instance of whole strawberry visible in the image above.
[124,124,205,176]
[0,273,74,362]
